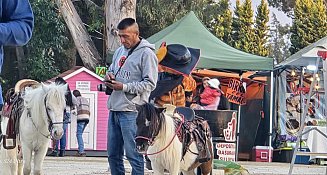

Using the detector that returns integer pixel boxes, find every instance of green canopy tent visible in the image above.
[147,11,274,161]
[147,11,273,71]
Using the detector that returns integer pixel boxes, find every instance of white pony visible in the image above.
[0,82,67,175]
[135,103,213,175]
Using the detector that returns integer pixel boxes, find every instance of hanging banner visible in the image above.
[226,79,246,105]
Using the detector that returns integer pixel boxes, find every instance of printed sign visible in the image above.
[95,67,107,78]
[76,81,91,91]
[226,79,246,105]
[216,142,236,161]
[223,112,237,142]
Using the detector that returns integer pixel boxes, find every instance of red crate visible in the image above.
[252,146,273,162]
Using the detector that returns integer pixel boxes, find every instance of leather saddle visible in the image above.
[174,107,195,121]
[174,107,212,163]
[1,79,39,150]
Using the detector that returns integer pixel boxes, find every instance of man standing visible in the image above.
[105,18,158,174]
[0,0,34,139]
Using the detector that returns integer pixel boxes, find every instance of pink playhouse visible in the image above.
[51,66,109,151]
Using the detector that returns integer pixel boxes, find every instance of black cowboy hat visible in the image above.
[159,44,200,75]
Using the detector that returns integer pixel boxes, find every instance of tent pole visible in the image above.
[236,105,241,161]
[236,75,243,161]
[288,57,320,175]
[269,71,274,162]
[323,59,327,175]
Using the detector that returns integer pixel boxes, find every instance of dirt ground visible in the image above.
[40,156,326,175]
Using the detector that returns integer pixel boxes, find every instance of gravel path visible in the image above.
[40,156,326,175]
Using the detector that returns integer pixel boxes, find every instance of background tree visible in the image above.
[136,0,216,38]
[105,0,136,57]
[210,0,233,45]
[268,13,291,63]
[231,0,255,54]
[231,0,242,49]
[290,0,326,54]
[267,0,295,15]
[254,0,270,56]
[267,0,327,15]
[56,0,101,71]
[24,0,73,81]
[73,0,105,61]
[312,0,327,41]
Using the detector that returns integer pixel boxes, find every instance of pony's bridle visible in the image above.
[135,113,184,156]
[44,94,65,132]
[28,94,64,139]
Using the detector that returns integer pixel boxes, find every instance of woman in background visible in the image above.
[73,89,90,156]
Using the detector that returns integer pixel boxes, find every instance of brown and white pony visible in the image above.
[135,103,212,175]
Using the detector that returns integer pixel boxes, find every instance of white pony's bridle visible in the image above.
[27,94,64,139]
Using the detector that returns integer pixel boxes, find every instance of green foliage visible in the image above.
[136,0,217,38]
[267,0,295,15]
[210,0,233,45]
[24,0,73,81]
[231,0,256,54]
[268,13,291,63]
[312,0,327,41]
[73,0,104,33]
[290,0,327,54]
[213,159,249,175]
[254,0,270,56]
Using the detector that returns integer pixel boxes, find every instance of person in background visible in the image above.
[104,18,158,174]
[73,89,90,157]
[0,0,34,137]
[193,78,222,110]
[193,77,210,104]
[150,43,199,108]
[50,77,77,157]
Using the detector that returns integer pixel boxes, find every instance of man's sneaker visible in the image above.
[76,152,86,157]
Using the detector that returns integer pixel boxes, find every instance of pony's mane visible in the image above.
[139,103,176,144]
[23,83,66,109]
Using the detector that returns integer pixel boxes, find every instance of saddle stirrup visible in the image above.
[3,135,16,149]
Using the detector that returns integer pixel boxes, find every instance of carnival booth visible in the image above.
[49,66,109,153]
[146,11,274,161]
[274,36,327,166]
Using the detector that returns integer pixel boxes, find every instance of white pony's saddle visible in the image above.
[0,79,39,149]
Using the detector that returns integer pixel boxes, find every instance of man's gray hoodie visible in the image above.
[107,39,158,111]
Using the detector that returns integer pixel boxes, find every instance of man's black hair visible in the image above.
[117,18,136,30]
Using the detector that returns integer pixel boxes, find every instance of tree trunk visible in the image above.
[105,0,136,57]
[56,0,100,71]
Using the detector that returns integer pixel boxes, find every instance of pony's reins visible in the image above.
[136,114,185,156]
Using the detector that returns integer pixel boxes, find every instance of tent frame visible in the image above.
[288,56,327,175]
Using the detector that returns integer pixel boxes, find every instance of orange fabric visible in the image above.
[245,83,264,100]
[221,82,264,100]
[193,69,267,82]
[155,84,185,107]
[182,75,197,92]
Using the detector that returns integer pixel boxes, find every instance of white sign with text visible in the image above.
[216,142,236,162]
[76,81,91,91]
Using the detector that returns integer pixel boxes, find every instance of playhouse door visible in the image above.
[68,92,97,151]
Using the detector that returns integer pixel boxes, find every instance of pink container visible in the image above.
[252,146,273,162]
